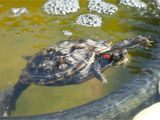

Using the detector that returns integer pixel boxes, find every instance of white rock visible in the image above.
[133,102,160,120]
[88,0,118,15]
[43,0,80,15]
[76,14,102,27]
[120,0,147,9]
[10,7,28,16]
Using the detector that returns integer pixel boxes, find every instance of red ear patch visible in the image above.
[103,54,111,59]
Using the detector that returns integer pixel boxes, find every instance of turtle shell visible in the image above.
[19,39,111,86]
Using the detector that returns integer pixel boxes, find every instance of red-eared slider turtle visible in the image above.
[0,36,152,117]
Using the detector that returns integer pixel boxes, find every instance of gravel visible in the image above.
[63,30,72,36]
[120,0,147,9]
[43,0,80,15]
[10,7,28,16]
[76,14,102,27]
[88,0,118,15]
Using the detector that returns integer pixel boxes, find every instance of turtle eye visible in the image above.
[103,53,111,60]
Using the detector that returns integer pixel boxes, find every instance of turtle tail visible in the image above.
[0,81,29,117]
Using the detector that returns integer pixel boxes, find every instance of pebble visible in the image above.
[120,0,147,9]
[10,7,28,16]
[43,0,80,15]
[76,14,102,27]
[88,0,118,15]
[63,30,72,36]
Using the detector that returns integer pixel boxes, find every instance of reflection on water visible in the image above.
[0,0,157,117]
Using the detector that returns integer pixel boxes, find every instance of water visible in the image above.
[0,0,159,117]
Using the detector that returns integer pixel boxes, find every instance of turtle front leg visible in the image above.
[92,63,108,84]
[112,35,153,49]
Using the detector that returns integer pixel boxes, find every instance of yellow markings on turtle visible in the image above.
[74,62,87,73]
[44,80,56,85]
[108,41,113,46]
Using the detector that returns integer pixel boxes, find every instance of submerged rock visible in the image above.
[63,30,72,36]
[10,7,28,16]
[43,0,80,15]
[88,0,118,15]
[120,0,147,9]
[76,14,102,27]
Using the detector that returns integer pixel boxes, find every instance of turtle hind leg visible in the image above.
[0,87,14,117]
[11,81,30,110]
[0,81,29,117]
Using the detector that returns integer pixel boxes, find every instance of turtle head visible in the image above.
[110,48,128,66]
[101,48,128,67]
[111,36,153,49]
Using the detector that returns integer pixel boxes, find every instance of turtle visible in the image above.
[0,35,153,117]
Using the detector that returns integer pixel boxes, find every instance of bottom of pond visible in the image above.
[11,66,133,117]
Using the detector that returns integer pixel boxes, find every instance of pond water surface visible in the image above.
[0,0,159,117]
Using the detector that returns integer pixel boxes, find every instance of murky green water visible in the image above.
[0,0,157,117]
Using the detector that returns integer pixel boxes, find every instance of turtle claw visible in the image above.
[102,77,108,84]
[102,79,108,84]
[136,36,154,49]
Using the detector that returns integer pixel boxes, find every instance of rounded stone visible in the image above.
[120,0,147,9]
[88,0,118,15]
[76,14,102,27]
[43,0,80,15]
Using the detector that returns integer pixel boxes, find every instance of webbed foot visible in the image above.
[136,35,154,49]
[102,77,108,84]
[0,88,15,117]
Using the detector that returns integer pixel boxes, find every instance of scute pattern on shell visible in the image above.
[22,39,111,85]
